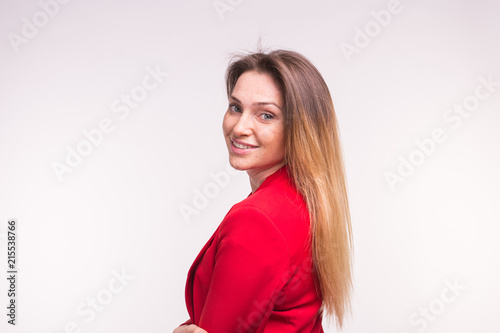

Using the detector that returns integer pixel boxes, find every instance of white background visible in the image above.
[0,0,499,332]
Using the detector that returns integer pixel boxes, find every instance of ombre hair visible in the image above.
[225,47,353,328]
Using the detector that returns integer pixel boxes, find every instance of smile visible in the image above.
[230,139,258,154]
[232,140,257,149]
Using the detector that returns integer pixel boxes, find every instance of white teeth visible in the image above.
[232,140,255,149]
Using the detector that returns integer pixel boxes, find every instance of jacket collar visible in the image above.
[247,164,288,197]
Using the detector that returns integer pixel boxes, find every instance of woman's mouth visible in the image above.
[230,139,258,154]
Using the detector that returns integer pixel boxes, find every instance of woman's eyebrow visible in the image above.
[230,95,282,111]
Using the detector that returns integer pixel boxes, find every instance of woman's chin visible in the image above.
[228,158,256,171]
[228,161,248,171]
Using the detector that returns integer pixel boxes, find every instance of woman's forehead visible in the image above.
[232,71,284,105]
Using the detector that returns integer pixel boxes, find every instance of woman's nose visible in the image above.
[233,112,253,135]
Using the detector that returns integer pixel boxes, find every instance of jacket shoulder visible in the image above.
[222,179,311,260]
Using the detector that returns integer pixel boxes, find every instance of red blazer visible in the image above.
[179,164,324,332]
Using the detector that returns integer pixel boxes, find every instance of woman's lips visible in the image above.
[230,139,258,154]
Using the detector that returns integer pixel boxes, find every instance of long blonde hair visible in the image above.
[225,47,353,328]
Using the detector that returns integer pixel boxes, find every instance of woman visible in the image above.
[174,48,353,332]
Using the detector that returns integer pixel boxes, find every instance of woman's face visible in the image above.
[222,70,285,173]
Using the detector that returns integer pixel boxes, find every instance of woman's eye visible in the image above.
[229,104,241,112]
[262,113,274,120]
